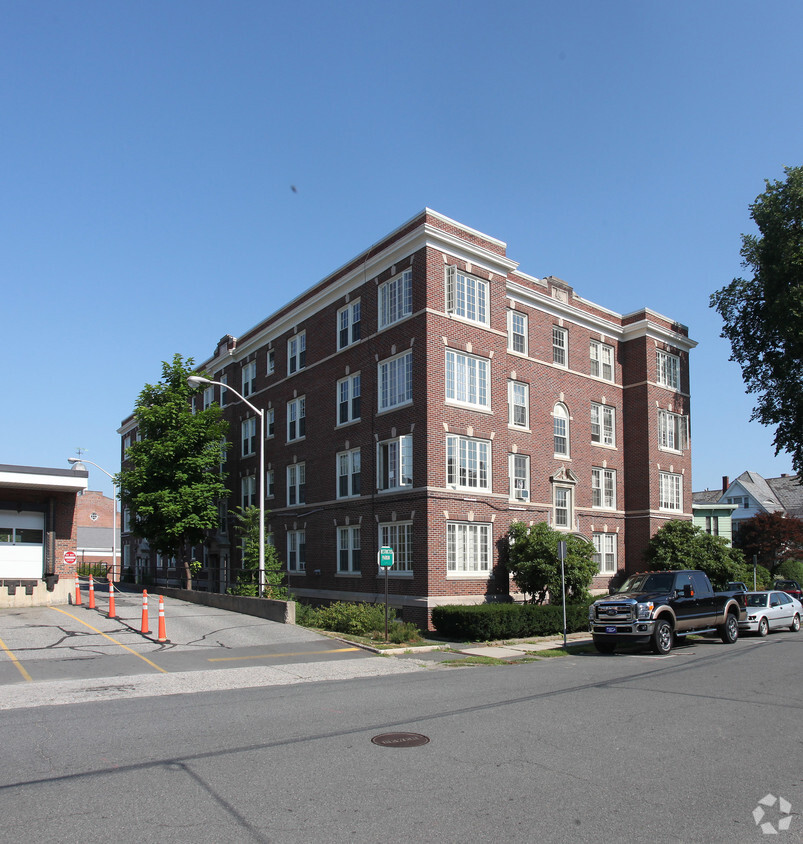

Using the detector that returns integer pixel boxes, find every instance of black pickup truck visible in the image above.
[588,570,747,655]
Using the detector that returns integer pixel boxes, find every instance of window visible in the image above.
[287,463,306,506]
[704,515,719,536]
[288,332,306,375]
[656,350,680,390]
[241,475,257,509]
[509,453,530,500]
[337,448,361,498]
[659,472,682,511]
[337,526,361,573]
[287,396,306,441]
[446,435,491,491]
[218,374,228,407]
[591,403,615,446]
[337,374,361,425]
[241,417,257,457]
[377,435,412,490]
[447,522,491,574]
[658,410,689,451]
[338,300,361,349]
[508,311,527,355]
[553,403,570,456]
[266,407,275,438]
[379,269,412,329]
[266,469,275,498]
[202,386,214,411]
[553,326,567,367]
[379,522,413,572]
[593,533,617,575]
[287,530,306,572]
[590,340,614,382]
[446,266,488,325]
[508,381,529,428]
[378,350,413,411]
[445,350,490,410]
[242,361,256,397]
[592,468,616,509]
[267,349,275,374]
[554,485,573,529]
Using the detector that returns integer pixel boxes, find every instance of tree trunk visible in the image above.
[181,545,193,591]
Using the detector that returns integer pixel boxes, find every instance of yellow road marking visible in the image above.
[0,635,33,682]
[49,607,167,673]
[208,647,360,663]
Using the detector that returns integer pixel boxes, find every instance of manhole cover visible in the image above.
[371,732,430,748]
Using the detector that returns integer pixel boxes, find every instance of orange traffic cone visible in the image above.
[140,590,150,634]
[157,596,167,642]
[108,579,116,619]
[75,577,82,606]
[88,575,96,609]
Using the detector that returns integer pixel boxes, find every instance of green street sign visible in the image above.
[379,546,394,567]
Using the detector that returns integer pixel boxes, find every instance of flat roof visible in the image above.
[0,464,89,493]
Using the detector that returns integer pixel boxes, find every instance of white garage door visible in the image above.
[0,511,45,579]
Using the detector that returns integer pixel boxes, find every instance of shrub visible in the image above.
[776,559,803,584]
[299,601,392,636]
[431,601,593,641]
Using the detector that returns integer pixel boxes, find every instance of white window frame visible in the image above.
[337,526,361,573]
[288,332,306,375]
[287,529,306,572]
[337,448,361,499]
[338,300,361,349]
[266,407,275,439]
[445,349,490,410]
[447,522,491,575]
[590,340,614,382]
[266,469,274,499]
[659,472,683,512]
[377,434,412,491]
[241,417,257,457]
[267,349,275,375]
[508,310,527,355]
[379,269,412,329]
[656,350,680,390]
[218,374,228,407]
[509,453,530,500]
[553,485,573,529]
[591,403,615,447]
[287,396,306,442]
[202,386,214,411]
[446,435,491,492]
[287,463,306,507]
[658,410,689,452]
[242,361,256,397]
[337,373,361,425]
[593,533,617,575]
[508,381,529,428]
[446,266,489,326]
[553,403,570,457]
[378,350,413,411]
[241,475,257,509]
[553,326,568,368]
[591,467,616,509]
[378,522,413,573]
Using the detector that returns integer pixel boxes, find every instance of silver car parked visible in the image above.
[739,591,802,636]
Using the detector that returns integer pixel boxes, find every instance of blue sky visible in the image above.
[3,1,800,499]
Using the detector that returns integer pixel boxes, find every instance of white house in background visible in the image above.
[718,471,803,537]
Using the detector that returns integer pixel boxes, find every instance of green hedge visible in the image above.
[431,601,592,641]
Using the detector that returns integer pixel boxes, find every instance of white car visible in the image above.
[740,591,802,636]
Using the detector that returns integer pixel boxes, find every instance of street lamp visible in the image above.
[187,375,265,598]
[67,457,119,581]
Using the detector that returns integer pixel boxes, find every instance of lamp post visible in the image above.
[67,458,119,581]
[187,375,265,598]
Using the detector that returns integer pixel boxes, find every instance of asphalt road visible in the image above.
[0,616,801,844]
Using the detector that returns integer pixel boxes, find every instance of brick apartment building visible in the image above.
[119,209,696,627]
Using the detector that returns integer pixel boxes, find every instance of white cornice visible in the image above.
[621,319,698,351]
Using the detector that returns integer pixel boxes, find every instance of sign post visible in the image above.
[558,540,567,649]
[378,546,394,641]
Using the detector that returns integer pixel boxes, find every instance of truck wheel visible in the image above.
[720,613,740,643]
[651,620,672,654]
[757,617,769,637]
[593,639,616,654]
[790,614,800,633]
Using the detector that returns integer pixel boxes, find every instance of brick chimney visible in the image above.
[722,476,729,494]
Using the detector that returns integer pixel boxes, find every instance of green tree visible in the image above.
[117,354,229,589]
[644,520,747,590]
[506,521,597,604]
[711,166,803,477]
[229,505,287,598]
[734,511,803,575]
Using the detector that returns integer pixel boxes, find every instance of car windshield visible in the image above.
[775,581,796,589]
[746,593,769,608]
[614,573,676,594]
